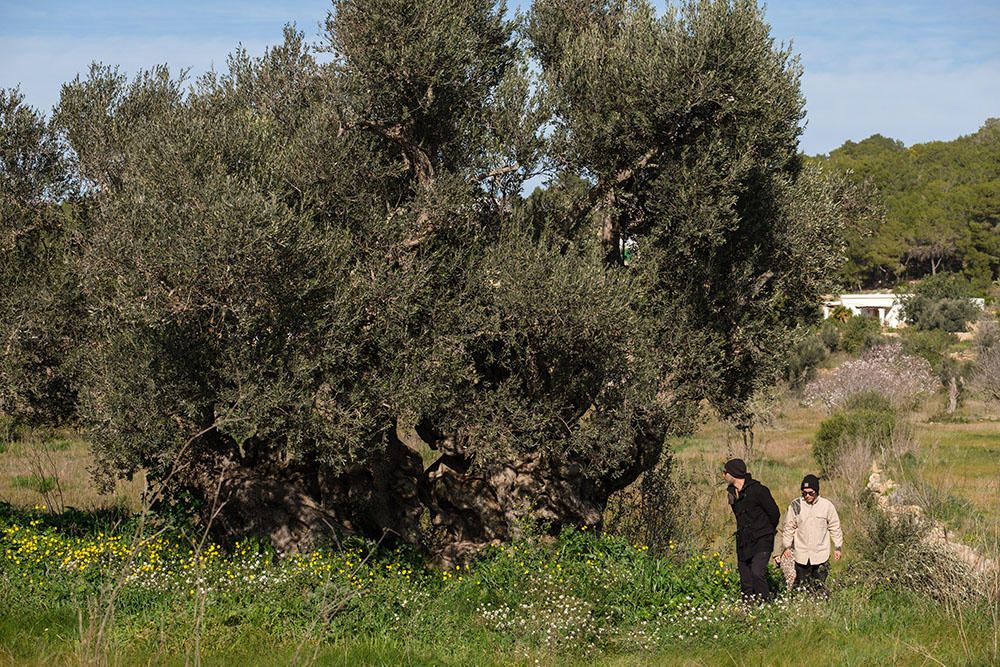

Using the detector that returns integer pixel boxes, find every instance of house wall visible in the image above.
[822,294,985,329]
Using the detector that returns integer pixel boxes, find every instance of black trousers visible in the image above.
[737,550,772,602]
[793,560,829,595]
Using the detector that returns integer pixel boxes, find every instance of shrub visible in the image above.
[843,391,894,412]
[812,394,897,476]
[818,320,842,352]
[907,299,980,332]
[849,496,989,605]
[803,343,938,411]
[784,335,829,387]
[899,328,955,373]
[900,274,980,332]
[840,316,883,353]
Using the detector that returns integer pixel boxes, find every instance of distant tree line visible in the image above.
[813,119,1000,291]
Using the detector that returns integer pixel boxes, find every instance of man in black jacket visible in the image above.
[723,458,780,602]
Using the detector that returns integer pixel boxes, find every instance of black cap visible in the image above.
[801,474,820,493]
[724,458,747,479]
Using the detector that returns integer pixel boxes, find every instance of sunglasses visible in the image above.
[802,490,817,496]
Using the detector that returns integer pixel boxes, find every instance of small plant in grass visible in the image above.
[44,438,72,452]
[11,474,57,494]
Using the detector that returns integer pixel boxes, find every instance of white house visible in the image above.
[823,293,986,328]
[822,293,908,328]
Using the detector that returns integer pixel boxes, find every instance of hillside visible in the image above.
[812,119,1000,291]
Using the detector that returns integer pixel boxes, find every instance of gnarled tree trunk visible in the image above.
[178,421,664,564]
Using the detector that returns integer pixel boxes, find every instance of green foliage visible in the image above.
[0,89,81,425]
[839,316,883,353]
[812,393,897,475]
[784,334,829,387]
[828,304,853,323]
[0,508,742,654]
[818,319,843,351]
[816,120,1000,290]
[899,328,956,373]
[900,274,980,332]
[909,299,980,333]
[2,505,996,664]
[4,1,873,549]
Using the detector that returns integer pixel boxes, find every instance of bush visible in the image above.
[899,328,955,372]
[784,335,829,387]
[818,320,842,352]
[842,391,894,412]
[812,394,897,475]
[840,316,883,353]
[901,274,980,332]
[906,299,980,332]
[848,497,990,605]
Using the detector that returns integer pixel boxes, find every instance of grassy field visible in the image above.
[670,394,1000,546]
[0,388,997,666]
[0,427,144,513]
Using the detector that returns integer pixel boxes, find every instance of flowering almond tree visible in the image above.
[803,343,938,411]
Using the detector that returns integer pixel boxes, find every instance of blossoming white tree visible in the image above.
[804,343,938,411]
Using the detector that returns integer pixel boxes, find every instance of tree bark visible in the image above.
[177,428,425,554]
[177,421,665,565]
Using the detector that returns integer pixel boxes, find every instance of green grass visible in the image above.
[0,384,997,664]
[10,474,57,494]
[0,502,995,667]
[0,584,993,666]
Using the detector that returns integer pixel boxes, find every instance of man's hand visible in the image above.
[834,549,842,561]
[774,548,792,565]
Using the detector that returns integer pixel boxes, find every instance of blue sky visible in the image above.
[1,0,997,155]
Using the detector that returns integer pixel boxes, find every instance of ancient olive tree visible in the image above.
[29,0,869,559]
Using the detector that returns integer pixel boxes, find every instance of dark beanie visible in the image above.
[724,458,747,479]
[801,474,820,492]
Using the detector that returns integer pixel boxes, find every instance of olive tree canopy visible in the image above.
[1,0,874,560]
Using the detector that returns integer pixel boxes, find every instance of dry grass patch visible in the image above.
[0,429,143,511]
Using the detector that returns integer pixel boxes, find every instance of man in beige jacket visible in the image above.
[776,474,842,594]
